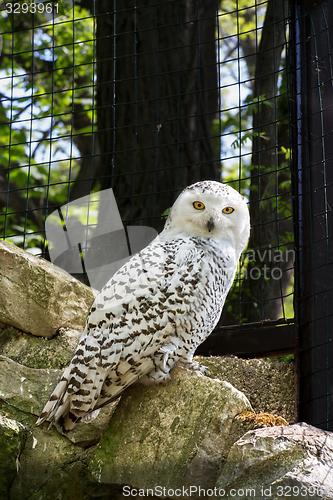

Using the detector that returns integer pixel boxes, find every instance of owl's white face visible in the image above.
[165,180,250,256]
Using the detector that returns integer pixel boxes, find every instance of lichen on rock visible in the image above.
[0,414,27,499]
[0,325,79,369]
[0,240,94,337]
[216,422,333,499]
[88,367,253,490]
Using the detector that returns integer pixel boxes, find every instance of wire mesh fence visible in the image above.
[0,0,294,337]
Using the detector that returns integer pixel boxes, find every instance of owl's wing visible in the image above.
[37,237,205,429]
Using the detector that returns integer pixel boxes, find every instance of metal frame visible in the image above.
[293,0,333,431]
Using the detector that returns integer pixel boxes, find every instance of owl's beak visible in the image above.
[207,217,215,232]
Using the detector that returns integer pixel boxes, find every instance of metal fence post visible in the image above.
[293,0,333,430]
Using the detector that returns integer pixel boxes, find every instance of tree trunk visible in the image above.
[241,0,293,322]
[96,0,220,230]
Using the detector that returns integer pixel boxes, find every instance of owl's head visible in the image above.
[164,180,250,256]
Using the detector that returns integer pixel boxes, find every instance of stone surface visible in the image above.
[0,239,309,499]
[1,350,330,500]
[0,325,79,369]
[0,241,94,337]
[0,355,60,417]
[216,422,333,499]
[0,356,256,498]
[0,325,296,422]
[1,402,88,500]
[15,425,87,499]
[198,355,296,423]
[0,414,27,499]
[0,355,115,448]
[88,367,253,490]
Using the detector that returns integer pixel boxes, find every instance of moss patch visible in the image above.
[0,325,76,369]
[0,414,27,498]
[197,356,296,423]
[88,368,251,489]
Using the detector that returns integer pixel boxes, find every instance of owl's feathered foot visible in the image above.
[178,359,209,376]
[140,369,171,386]
[81,408,101,423]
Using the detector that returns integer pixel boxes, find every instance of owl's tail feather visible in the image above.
[60,360,154,429]
[36,362,107,431]
[36,366,71,426]
[36,358,155,431]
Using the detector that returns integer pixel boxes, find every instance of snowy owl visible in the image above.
[37,180,250,430]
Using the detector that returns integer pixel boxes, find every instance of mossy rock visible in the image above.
[216,423,333,499]
[0,325,78,369]
[0,401,91,500]
[197,356,296,423]
[0,414,27,498]
[0,240,94,337]
[88,367,253,490]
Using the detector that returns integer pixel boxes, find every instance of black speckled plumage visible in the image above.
[37,181,250,430]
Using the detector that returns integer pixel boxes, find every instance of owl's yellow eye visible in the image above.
[193,201,205,210]
[222,206,234,214]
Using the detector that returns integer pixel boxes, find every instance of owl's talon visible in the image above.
[178,360,209,376]
[81,408,101,423]
[140,370,171,386]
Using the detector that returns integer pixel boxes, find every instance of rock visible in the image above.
[0,325,79,369]
[216,422,333,499]
[0,241,94,337]
[198,355,296,424]
[0,355,114,448]
[88,367,253,490]
[65,402,119,447]
[16,425,87,499]
[0,322,300,498]
[0,355,60,416]
[0,414,27,498]
[1,403,89,500]
[0,356,258,498]
[0,325,296,423]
